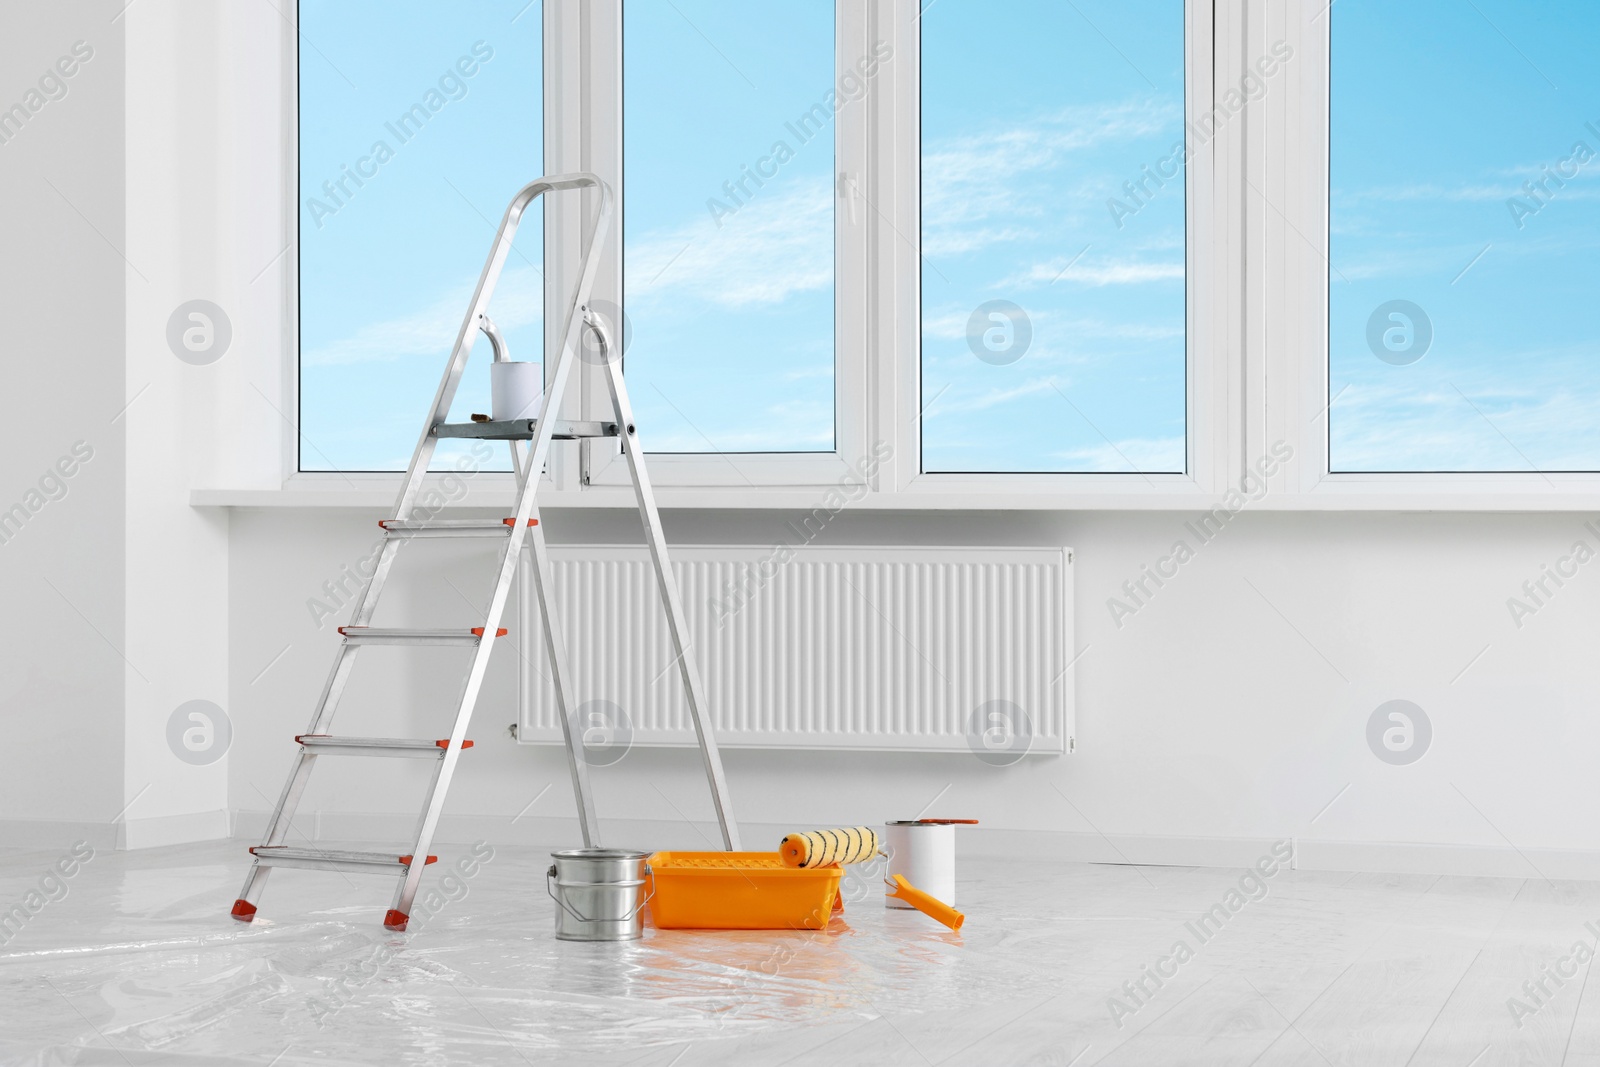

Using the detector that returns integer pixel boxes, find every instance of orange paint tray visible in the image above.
[645,851,842,930]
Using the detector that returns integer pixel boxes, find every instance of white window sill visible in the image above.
[188,472,1600,512]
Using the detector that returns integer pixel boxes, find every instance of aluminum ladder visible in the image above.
[231,173,741,931]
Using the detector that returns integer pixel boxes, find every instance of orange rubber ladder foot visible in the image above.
[383,909,409,931]
[230,899,257,922]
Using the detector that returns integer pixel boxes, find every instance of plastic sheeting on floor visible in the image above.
[8,838,1563,1065]
[0,838,1021,1066]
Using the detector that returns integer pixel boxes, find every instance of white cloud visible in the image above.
[1058,318,1184,341]
[1338,183,1512,204]
[922,97,1181,259]
[637,392,835,452]
[1337,171,1600,207]
[922,377,1064,418]
[922,310,973,342]
[999,257,1184,289]
[923,225,1036,260]
[1050,436,1185,473]
[309,182,834,368]
[303,265,545,366]
[626,179,833,308]
[1330,360,1600,472]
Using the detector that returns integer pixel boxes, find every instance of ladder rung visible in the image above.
[379,518,538,539]
[338,626,506,646]
[248,846,438,875]
[295,735,475,758]
[432,418,620,441]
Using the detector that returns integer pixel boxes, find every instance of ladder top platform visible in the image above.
[433,418,620,441]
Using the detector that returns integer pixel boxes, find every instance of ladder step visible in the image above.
[433,417,620,441]
[295,735,475,758]
[338,626,507,646]
[379,518,538,539]
[248,846,438,875]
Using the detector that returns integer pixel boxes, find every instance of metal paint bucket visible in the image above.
[546,849,652,941]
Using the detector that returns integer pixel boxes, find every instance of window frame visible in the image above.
[291,0,552,480]
[576,0,870,489]
[264,0,1600,512]
[576,0,1222,494]
[893,0,1220,496]
[1268,0,1600,503]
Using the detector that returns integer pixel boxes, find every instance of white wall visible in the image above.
[7,2,1593,878]
[0,0,273,850]
[0,1,126,845]
[117,0,279,848]
[228,504,1600,875]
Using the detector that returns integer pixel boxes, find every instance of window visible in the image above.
[1329,0,1600,473]
[919,0,1187,474]
[620,0,837,454]
[282,2,1595,508]
[298,1,542,472]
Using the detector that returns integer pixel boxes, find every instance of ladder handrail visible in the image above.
[390,172,613,525]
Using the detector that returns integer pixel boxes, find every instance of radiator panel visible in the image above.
[517,546,1072,754]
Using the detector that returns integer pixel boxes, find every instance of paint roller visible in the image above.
[779,827,880,868]
[778,827,965,930]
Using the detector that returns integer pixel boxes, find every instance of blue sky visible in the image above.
[1331,0,1600,472]
[920,1,1186,474]
[302,1,1598,477]
[621,0,836,454]
[298,0,1189,474]
[299,0,542,472]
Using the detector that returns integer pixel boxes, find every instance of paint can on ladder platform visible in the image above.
[490,361,543,421]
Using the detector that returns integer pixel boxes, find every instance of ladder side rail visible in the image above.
[506,433,600,846]
[391,179,613,919]
[522,499,601,846]
[389,443,549,920]
[594,321,742,851]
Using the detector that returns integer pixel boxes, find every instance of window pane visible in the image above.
[299,1,541,472]
[1330,1,1600,472]
[622,0,834,453]
[920,0,1186,474]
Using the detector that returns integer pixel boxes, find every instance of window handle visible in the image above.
[837,171,860,226]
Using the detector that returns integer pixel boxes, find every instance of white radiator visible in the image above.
[516,545,1073,755]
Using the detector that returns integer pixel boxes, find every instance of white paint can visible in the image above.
[490,361,544,422]
[884,820,957,908]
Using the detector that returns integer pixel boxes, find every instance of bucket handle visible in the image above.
[546,864,655,924]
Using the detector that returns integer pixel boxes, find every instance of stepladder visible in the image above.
[232,173,741,931]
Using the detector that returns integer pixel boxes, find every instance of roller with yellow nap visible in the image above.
[779,826,879,868]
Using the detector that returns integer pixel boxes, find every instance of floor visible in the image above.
[2,839,1599,1066]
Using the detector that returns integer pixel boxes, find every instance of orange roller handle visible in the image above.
[888,875,964,931]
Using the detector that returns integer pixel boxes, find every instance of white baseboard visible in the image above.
[0,811,233,852]
[215,813,1600,881]
[0,820,120,851]
[1292,838,1600,881]
[228,810,766,851]
[119,809,231,850]
[958,829,1289,867]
